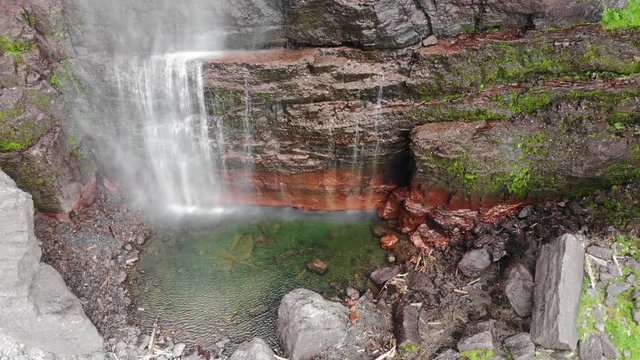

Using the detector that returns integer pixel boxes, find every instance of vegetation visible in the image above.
[459,349,496,360]
[601,0,640,29]
[577,234,640,360]
[0,36,36,63]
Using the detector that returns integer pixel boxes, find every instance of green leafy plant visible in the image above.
[601,0,640,29]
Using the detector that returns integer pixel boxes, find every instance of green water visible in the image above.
[131,208,386,350]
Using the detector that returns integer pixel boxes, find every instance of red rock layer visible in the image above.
[379,181,524,249]
[221,168,396,211]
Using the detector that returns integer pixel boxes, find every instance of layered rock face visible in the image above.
[0,0,95,215]
[203,26,640,213]
[0,169,103,358]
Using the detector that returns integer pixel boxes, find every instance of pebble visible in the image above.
[458,248,491,277]
[173,343,186,357]
[215,337,230,349]
[346,287,359,300]
[600,333,620,359]
[606,282,631,306]
[422,35,439,47]
[370,266,399,285]
[307,259,329,275]
[388,255,396,263]
[579,333,603,360]
[586,245,613,261]
[518,207,532,219]
[138,335,151,351]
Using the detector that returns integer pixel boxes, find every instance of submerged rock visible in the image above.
[277,289,348,360]
[228,338,277,360]
[307,258,328,275]
[531,234,584,350]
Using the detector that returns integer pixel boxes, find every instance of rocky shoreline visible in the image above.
[25,176,640,359]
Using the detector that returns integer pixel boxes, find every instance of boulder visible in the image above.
[0,88,87,214]
[0,169,104,358]
[457,321,495,352]
[458,248,492,277]
[531,234,584,350]
[277,289,348,360]
[229,338,277,360]
[504,263,534,317]
[504,333,535,360]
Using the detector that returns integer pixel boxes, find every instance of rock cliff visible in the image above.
[0,0,94,216]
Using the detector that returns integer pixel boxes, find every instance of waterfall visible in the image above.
[71,0,240,212]
[112,53,224,210]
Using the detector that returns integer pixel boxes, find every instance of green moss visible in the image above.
[602,0,640,29]
[0,36,37,63]
[460,349,496,360]
[576,280,605,339]
[578,234,640,359]
[503,90,553,113]
[507,167,532,196]
[52,60,87,98]
[49,73,59,86]
[616,234,640,260]
[21,9,37,28]
[0,106,24,123]
[412,106,509,122]
[516,133,549,156]
[399,342,421,353]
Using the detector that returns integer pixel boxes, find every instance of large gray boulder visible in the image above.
[0,169,104,358]
[277,288,348,360]
[531,234,584,350]
[229,338,277,360]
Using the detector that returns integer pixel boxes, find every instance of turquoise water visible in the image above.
[131,208,386,350]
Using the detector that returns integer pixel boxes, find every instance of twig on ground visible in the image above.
[374,345,396,360]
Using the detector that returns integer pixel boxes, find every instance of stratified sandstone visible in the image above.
[201,26,640,211]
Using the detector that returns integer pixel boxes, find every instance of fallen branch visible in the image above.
[374,345,396,360]
[148,318,158,356]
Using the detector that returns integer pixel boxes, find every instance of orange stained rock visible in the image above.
[380,233,399,250]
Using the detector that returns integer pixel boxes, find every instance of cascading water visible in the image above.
[70,0,245,212]
[113,53,225,210]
